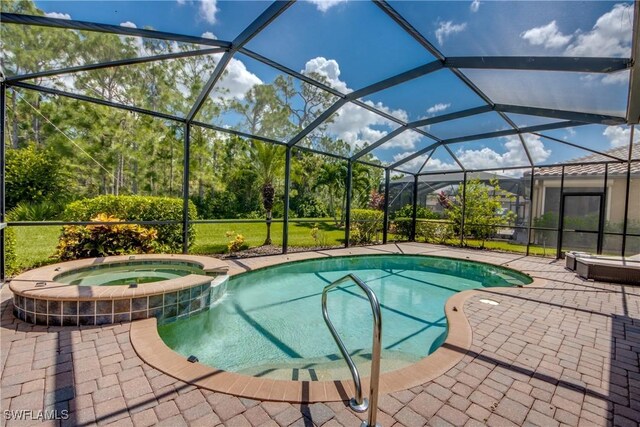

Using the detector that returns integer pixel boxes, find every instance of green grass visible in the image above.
[10,220,560,275]
[13,225,61,270]
[190,220,344,254]
[9,220,346,273]
[461,238,556,257]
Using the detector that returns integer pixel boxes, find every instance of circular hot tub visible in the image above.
[9,254,229,326]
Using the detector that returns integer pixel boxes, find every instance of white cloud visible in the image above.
[603,126,639,148]
[391,152,442,174]
[520,134,552,163]
[303,57,420,151]
[303,57,351,94]
[601,71,628,85]
[214,57,262,100]
[454,137,529,170]
[565,3,633,57]
[306,0,347,13]
[200,0,219,24]
[119,21,137,29]
[45,12,71,20]
[435,21,467,45]
[396,135,551,173]
[470,0,480,13]
[427,103,451,115]
[521,4,632,57]
[201,31,217,39]
[520,21,571,49]
[177,0,186,4]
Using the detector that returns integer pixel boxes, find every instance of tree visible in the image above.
[441,178,516,248]
[5,144,69,209]
[251,142,285,245]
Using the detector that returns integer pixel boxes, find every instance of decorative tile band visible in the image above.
[12,275,228,326]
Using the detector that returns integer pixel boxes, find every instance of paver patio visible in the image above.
[1,243,639,427]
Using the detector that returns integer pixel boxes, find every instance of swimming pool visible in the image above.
[158,255,531,380]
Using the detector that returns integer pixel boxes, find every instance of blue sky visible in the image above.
[31,0,637,171]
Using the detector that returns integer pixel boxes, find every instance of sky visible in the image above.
[30,0,638,173]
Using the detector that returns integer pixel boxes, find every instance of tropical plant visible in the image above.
[7,200,66,221]
[55,214,158,260]
[250,142,285,245]
[225,231,247,253]
[64,195,196,251]
[442,178,516,248]
[350,209,384,245]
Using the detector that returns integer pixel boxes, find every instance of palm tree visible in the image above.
[316,160,373,226]
[251,142,284,245]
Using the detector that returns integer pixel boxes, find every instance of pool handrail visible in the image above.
[321,273,382,427]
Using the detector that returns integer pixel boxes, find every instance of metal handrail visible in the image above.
[321,274,382,427]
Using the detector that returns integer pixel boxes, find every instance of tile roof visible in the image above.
[534,142,640,177]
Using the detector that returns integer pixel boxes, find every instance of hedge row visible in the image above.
[64,195,197,252]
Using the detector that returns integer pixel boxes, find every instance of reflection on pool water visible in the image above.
[158,255,531,379]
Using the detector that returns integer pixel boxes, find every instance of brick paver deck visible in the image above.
[1,243,639,426]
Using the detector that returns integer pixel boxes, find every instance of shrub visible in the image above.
[393,218,413,241]
[7,200,66,221]
[5,227,18,276]
[443,178,516,247]
[416,220,455,244]
[310,223,328,247]
[55,214,158,261]
[64,195,196,251]
[191,191,239,219]
[291,197,327,218]
[391,205,441,241]
[350,209,383,245]
[392,204,440,220]
[225,231,247,253]
[6,144,69,210]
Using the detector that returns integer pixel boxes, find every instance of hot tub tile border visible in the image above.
[10,273,228,327]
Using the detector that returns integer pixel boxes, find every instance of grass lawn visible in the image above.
[190,220,344,254]
[461,238,556,257]
[13,225,61,271]
[10,220,346,273]
[10,220,558,275]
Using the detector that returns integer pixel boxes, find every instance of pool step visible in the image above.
[237,349,420,381]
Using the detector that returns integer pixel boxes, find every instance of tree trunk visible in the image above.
[11,91,18,149]
[169,144,174,195]
[132,160,138,194]
[264,210,272,245]
[262,182,275,246]
[33,95,41,145]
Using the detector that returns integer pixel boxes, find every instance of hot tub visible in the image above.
[9,254,229,326]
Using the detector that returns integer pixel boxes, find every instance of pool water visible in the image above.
[158,255,531,379]
[56,262,205,286]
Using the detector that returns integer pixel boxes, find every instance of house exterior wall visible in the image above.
[530,175,639,226]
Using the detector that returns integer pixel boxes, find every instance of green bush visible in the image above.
[191,191,237,219]
[6,144,69,210]
[350,209,383,245]
[416,220,455,244]
[63,195,196,251]
[5,227,18,276]
[393,218,413,241]
[56,214,158,261]
[392,204,440,220]
[7,200,66,221]
[392,205,441,240]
